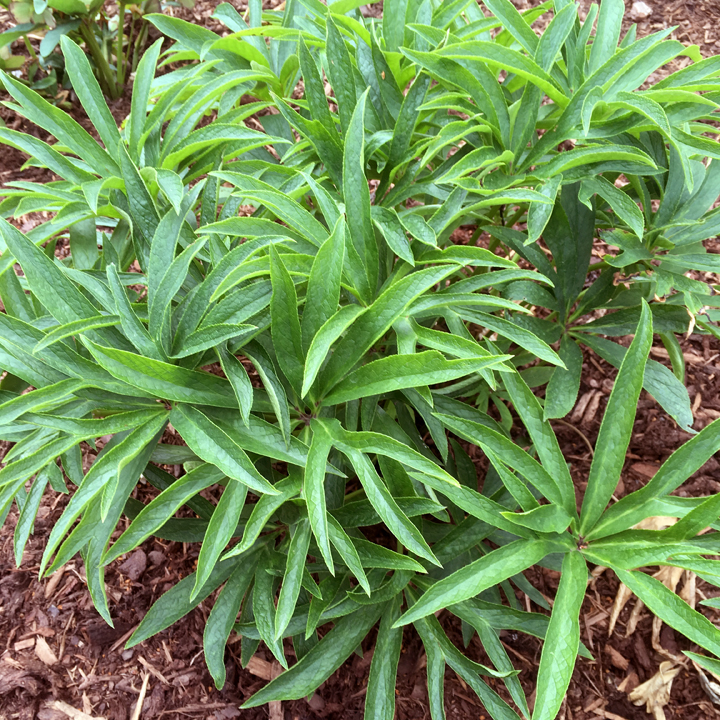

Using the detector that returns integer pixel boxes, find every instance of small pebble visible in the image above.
[122,649,134,661]
[630,1,652,20]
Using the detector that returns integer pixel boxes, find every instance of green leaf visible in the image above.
[225,475,301,559]
[69,217,99,270]
[588,419,720,539]
[305,421,335,574]
[323,351,511,405]
[192,480,248,601]
[344,446,440,566]
[579,301,652,535]
[319,265,458,394]
[0,379,87,425]
[578,333,694,433]
[532,551,586,720]
[544,336,583,420]
[483,0,538,55]
[275,518,312,639]
[127,553,248,648]
[104,463,224,565]
[527,176,563,245]
[242,602,384,707]
[13,464,51,566]
[616,567,720,657]
[106,264,162,360]
[302,305,365,399]
[302,218,346,354]
[579,176,644,239]
[433,414,565,508]
[365,594,403,720]
[457,309,564,366]
[84,339,237,407]
[371,207,414,266]
[215,344,253,426]
[33,315,120,354]
[325,16,357,136]
[60,37,121,160]
[587,0,623,76]
[394,539,553,626]
[0,71,118,177]
[501,504,573,534]
[128,38,164,163]
[170,405,278,496]
[204,559,257,689]
[343,89,377,304]
[503,368,576,517]
[327,516,370,594]
[269,245,304,395]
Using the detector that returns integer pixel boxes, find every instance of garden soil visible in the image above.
[2,1,720,718]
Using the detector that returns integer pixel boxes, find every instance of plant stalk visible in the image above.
[79,20,118,99]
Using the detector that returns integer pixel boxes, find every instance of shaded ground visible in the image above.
[2,1,720,719]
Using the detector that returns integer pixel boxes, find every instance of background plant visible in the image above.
[1,0,720,718]
[0,0,190,99]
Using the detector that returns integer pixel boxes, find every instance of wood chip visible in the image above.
[14,638,36,652]
[45,567,65,599]
[35,637,58,666]
[246,655,273,681]
[46,700,105,720]
[605,644,629,671]
[129,672,150,720]
[139,656,168,685]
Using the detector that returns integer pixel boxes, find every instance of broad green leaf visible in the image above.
[327,516,370,594]
[216,344,253,426]
[579,301,652,535]
[527,176,562,245]
[13,465,51,566]
[578,333,694,433]
[532,551,586,720]
[503,368,576,516]
[60,37,121,159]
[501,504,573,534]
[204,559,256,689]
[343,89,377,304]
[457,309,563,366]
[302,305,365,399]
[192,480,248,601]
[323,351,511,405]
[344,446,439,566]
[84,339,237,407]
[127,552,248,648]
[305,421,335,574]
[394,539,554,626]
[302,218,346,354]
[103,463,224,565]
[0,379,87,425]
[544,336,583,421]
[242,603,384,707]
[33,315,120,354]
[275,518,312,639]
[579,176,644,239]
[616,568,720,657]
[587,0,623,75]
[170,405,277,495]
[365,594,403,720]
[225,475,301,558]
[589,418,720,539]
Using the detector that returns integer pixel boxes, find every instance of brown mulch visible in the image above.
[2,1,720,719]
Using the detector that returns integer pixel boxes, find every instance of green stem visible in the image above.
[22,35,40,65]
[116,2,126,88]
[79,21,118,99]
[131,21,148,73]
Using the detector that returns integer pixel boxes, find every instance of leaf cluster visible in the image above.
[1,1,720,718]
